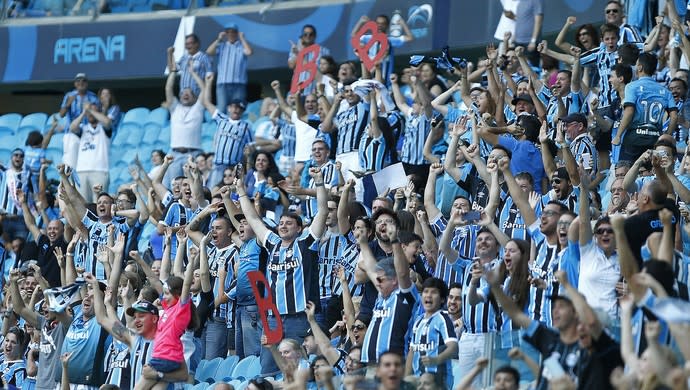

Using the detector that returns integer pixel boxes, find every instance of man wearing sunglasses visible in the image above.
[604,0,642,45]
[288,24,331,95]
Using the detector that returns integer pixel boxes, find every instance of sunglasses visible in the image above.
[605,8,619,14]
[595,228,614,235]
[351,324,366,331]
[303,31,315,37]
[551,178,563,185]
[12,153,24,158]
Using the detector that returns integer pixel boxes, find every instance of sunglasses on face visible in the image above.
[606,8,619,14]
[595,228,614,235]
[552,178,563,185]
[351,324,366,331]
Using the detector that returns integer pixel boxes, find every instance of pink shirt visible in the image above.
[152,298,191,362]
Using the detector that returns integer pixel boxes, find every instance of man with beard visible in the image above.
[58,165,129,281]
[9,268,71,390]
[445,283,463,338]
[357,208,399,320]
[86,274,189,389]
[70,102,113,203]
[236,167,328,376]
[359,221,418,364]
[17,189,66,287]
[188,204,237,360]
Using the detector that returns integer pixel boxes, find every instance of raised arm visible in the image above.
[388,223,412,290]
[556,270,602,339]
[430,80,458,116]
[577,165,593,246]
[308,167,329,238]
[85,272,132,346]
[8,270,38,327]
[270,80,294,118]
[554,16,577,52]
[499,156,537,226]
[236,177,271,246]
[17,190,42,242]
[390,73,411,114]
[305,301,341,365]
[657,208,675,264]
[165,70,176,108]
[337,180,354,235]
[179,251,196,303]
[202,73,218,114]
[424,163,443,221]
[319,93,343,134]
[198,232,213,294]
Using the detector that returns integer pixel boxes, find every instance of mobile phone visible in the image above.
[581,153,592,170]
[463,211,481,223]
[431,114,443,127]
[235,163,243,179]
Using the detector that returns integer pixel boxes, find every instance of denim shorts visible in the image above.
[148,357,182,373]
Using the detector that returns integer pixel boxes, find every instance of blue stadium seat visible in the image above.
[15,127,34,145]
[125,130,144,147]
[0,113,22,135]
[18,112,48,135]
[245,100,262,122]
[121,108,150,127]
[45,147,62,164]
[195,356,222,383]
[0,133,16,149]
[0,148,12,164]
[204,110,213,123]
[47,132,64,149]
[212,355,239,382]
[150,0,169,9]
[111,4,131,12]
[146,107,169,127]
[158,125,171,144]
[230,355,258,381]
[192,383,209,390]
[142,123,162,145]
[202,120,216,134]
[114,123,143,146]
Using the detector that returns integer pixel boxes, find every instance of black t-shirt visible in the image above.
[523,322,582,390]
[624,200,680,268]
[33,235,66,288]
[193,290,215,338]
[577,331,623,390]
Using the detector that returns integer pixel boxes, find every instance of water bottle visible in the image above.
[390,10,403,38]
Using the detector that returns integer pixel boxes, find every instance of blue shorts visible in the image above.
[148,357,182,373]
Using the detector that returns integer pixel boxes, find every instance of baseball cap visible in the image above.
[560,112,588,127]
[74,73,88,81]
[224,22,238,31]
[511,94,534,106]
[126,300,159,317]
[553,167,570,181]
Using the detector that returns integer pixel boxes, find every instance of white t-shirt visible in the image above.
[76,123,110,172]
[578,239,621,319]
[169,98,203,150]
[62,132,80,168]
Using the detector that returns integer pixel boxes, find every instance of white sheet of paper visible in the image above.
[372,162,408,193]
[292,111,318,162]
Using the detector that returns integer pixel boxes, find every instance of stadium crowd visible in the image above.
[4,0,690,389]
